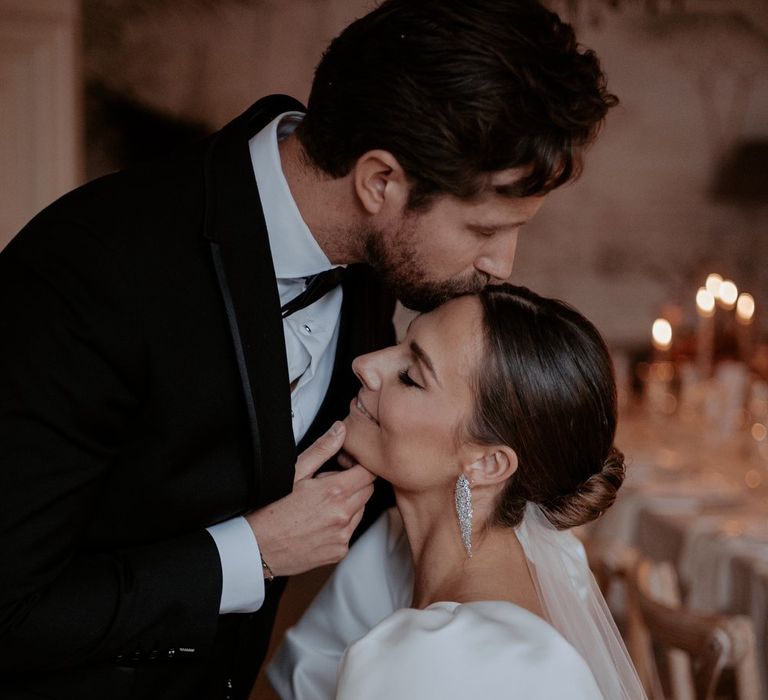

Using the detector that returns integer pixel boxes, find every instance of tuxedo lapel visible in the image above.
[203,95,305,507]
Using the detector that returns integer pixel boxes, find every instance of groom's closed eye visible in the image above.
[467,220,527,237]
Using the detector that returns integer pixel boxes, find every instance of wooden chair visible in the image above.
[582,538,659,693]
[627,556,761,700]
[582,536,639,599]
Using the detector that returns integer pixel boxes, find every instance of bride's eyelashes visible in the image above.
[397,368,424,390]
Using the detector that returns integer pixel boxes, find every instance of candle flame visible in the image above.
[736,293,755,323]
[719,280,738,308]
[652,318,672,350]
[696,288,715,316]
[705,273,723,297]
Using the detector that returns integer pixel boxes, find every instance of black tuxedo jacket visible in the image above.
[0,95,396,700]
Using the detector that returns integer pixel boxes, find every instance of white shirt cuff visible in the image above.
[207,516,265,614]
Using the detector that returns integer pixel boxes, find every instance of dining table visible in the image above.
[589,401,768,698]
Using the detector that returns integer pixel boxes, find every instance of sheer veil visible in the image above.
[516,503,647,700]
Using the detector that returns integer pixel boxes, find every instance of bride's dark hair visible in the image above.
[466,284,624,530]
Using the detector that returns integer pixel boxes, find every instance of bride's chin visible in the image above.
[342,418,392,476]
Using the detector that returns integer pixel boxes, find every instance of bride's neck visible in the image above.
[395,489,543,616]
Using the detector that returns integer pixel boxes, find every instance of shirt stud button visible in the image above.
[303,324,312,334]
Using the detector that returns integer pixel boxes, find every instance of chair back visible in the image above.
[629,557,760,700]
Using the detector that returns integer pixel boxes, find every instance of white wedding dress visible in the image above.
[268,510,604,699]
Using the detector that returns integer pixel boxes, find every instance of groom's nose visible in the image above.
[474,232,518,282]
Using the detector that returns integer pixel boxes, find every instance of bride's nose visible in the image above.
[352,350,384,392]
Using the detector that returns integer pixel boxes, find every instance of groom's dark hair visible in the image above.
[297,0,617,210]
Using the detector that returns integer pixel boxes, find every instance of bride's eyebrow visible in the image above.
[410,340,440,386]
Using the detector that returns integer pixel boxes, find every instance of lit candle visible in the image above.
[696,288,716,316]
[736,293,755,323]
[736,292,755,363]
[652,318,673,352]
[706,273,723,298]
[719,279,738,310]
[696,287,715,378]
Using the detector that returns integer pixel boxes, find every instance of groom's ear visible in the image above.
[462,445,518,487]
[353,150,409,215]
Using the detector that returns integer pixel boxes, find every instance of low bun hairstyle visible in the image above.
[537,447,625,529]
[466,285,625,530]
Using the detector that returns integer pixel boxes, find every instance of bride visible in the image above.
[268,284,646,699]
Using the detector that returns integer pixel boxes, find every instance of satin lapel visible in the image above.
[203,95,305,507]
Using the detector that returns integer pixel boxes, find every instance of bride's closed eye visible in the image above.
[398,368,424,390]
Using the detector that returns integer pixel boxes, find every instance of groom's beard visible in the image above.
[362,224,488,312]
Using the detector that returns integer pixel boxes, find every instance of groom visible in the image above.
[0,1,615,698]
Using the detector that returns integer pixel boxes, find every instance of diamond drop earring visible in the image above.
[454,474,473,557]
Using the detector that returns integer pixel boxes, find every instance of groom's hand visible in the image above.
[245,421,375,577]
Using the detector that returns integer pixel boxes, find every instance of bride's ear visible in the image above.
[462,445,518,487]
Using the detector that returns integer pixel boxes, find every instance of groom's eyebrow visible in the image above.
[410,340,440,386]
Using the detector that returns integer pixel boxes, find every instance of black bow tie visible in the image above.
[281,267,347,318]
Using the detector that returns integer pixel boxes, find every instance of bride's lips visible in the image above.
[350,394,379,425]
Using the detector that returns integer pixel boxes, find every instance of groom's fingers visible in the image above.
[293,421,346,483]
[314,470,340,479]
[332,468,375,517]
[314,466,375,519]
[246,444,377,577]
[345,503,367,538]
[336,450,356,470]
[345,483,375,519]
[334,464,376,491]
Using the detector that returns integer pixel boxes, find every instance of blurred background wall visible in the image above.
[0,0,81,251]
[2,0,767,351]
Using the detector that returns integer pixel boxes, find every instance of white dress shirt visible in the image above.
[207,112,343,614]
